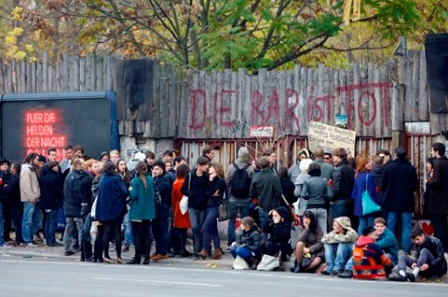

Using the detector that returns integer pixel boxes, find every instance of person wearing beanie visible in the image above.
[294,158,313,220]
[225,147,254,248]
[389,226,447,282]
[321,216,358,276]
[347,226,394,280]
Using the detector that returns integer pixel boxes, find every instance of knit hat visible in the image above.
[237,147,249,162]
[0,157,10,166]
[100,151,109,159]
[38,155,47,163]
[334,216,352,230]
[362,226,375,236]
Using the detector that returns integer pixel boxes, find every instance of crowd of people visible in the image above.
[0,142,447,282]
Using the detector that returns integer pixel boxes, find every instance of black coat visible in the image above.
[154,174,172,217]
[181,170,209,210]
[0,170,11,201]
[5,174,21,209]
[428,156,448,214]
[381,157,419,213]
[280,177,297,205]
[63,169,92,217]
[39,166,63,210]
[205,177,226,207]
[331,159,355,201]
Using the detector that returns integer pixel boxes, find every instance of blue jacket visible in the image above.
[96,172,128,221]
[154,174,172,217]
[376,228,399,264]
[351,172,380,217]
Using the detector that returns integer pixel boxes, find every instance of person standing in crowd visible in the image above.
[321,216,358,276]
[250,157,283,233]
[277,166,296,206]
[171,164,192,257]
[427,142,448,253]
[226,147,254,249]
[313,148,334,181]
[117,158,132,252]
[300,162,332,234]
[59,145,73,173]
[323,151,333,165]
[145,151,155,174]
[374,217,399,265]
[329,148,355,222]
[381,146,419,255]
[294,158,313,221]
[100,151,110,163]
[127,161,156,265]
[351,226,394,280]
[95,161,128,264]
[290,210,325,273]
[351,156,381,234]
[202,145,215,162]
[163,150,174,164]
[5,163,23,245]
[389,226,447,282]
[151,160,172,261]
[63,158,91,256]
[181,156,209,259]
[377,149,392,166]
[0,157,12,244]
[20,153,41,246]
[39,161,63,247]
[108,150,120,164]
[262,148,277,174]
[73,145,84,159]
[198,162,226,260]
[288,148,312,183]
[47,148,58,163]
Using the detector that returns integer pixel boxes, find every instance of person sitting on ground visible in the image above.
[230,216,261,270]
[321,216,358,276]
[374,217,399,265]
[291,210,325,273]
[351,226,394,280]
[260,206,293,270]
[389,226,447,282]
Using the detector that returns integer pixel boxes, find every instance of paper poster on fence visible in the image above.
[308,121,356,156]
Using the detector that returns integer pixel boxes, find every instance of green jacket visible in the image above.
[250,169,283,211]
[129,175,156,221]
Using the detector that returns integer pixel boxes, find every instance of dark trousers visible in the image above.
[10,207,23,243]
[202,206,220,250]
[173,227,188,254]
[154,216,168,255]
[260,241,291,262]
[132,221,151,262]
[2,201,12,241]
[44,209,57,245]
[94,224,104,261]
[398,248,437,277]
[431,214,448,252]
[102,219,122,259]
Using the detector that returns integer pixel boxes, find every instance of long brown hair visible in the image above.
[210,162,224,179]
[136,161,148,190]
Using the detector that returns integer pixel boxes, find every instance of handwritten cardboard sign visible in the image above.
[308,121,356,156]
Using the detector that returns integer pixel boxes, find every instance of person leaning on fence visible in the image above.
[389,226,447,282]
[291,210,325,273]
[321,216,358,276]
[230,216,262,270]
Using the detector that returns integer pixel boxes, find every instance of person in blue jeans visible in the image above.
[198,163,226,260]
[321,216,358,276]
[230,216,261,270]
[225,147,254,248]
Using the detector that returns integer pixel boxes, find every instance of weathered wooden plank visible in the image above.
[419,49,428,121]
[61,54,69,91]
[20,61,26,93]
[42,52,48,92]
[86,54,93,91]
[411,50,420,121]
[0,60,5,93]
[96,56,103,91]
[79,57,86,91]
[392,84,405,131]
[403,52,412,122]
[71,55,80,91]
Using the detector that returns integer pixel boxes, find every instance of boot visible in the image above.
[212,249,222,259]
[198,249,208,259]
[248,257,259,270]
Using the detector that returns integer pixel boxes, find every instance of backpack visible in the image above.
[230,163,251,198]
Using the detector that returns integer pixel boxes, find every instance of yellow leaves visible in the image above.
[13,51,27,60]
[12,27,24,36]
[11,6,23,21]
[5,35,16,45]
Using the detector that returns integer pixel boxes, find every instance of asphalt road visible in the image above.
[0,259,446,297]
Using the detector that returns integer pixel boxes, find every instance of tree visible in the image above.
[7,0,448,71]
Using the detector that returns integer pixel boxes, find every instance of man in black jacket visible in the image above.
[62,158,92,256]
[329,148,354,223]
[181,156,209,259]
[428,142,448,252]
[389,226,447,282]
[381,146,419,254]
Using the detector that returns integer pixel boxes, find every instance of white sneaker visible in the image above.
[0,244,11,249]
[27,242,38,247]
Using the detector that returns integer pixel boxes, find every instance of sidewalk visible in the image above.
[0,243,236,269]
